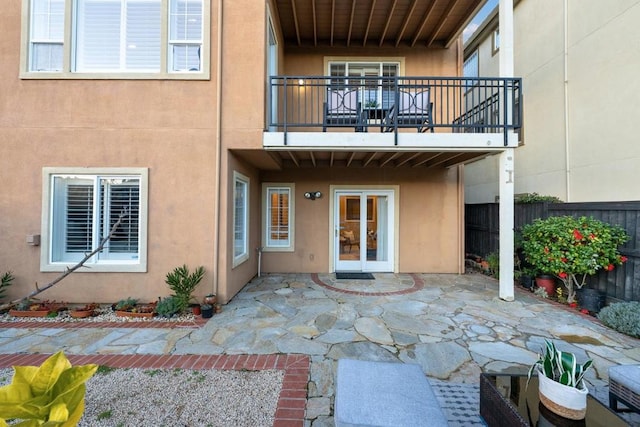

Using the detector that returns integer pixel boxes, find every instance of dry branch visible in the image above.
[0,210,129,311]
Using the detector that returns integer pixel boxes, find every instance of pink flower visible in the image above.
[544,247,550,254]
[620,256,628,263]
[573,229,584,241]
[560,257,568,263]
[558,272,568,279]
[569,302,578,308]
[580,309,590,315]
[606,264,615,271]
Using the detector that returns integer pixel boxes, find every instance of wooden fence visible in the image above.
[465,201,640,302]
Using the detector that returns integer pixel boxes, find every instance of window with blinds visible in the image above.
[263,184,294,250]
[26,0,205,75]
[48,172,145,268]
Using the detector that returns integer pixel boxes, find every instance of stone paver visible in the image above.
[1,272,639,426]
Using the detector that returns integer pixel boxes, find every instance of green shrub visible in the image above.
[165,265,205,313]
[0,271,14,302]
[597,302,640,338]
[485,252,499,279]
[521,216,629,303]
[515,193,562,204]
[156,296,182,317]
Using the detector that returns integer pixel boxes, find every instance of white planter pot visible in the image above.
[537,370,588,420]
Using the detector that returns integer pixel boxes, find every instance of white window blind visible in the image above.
[51,175,141,263]
[75,0,161,72]
[266,187,290,247]
[30,0,64,71]
[169,0,203,71]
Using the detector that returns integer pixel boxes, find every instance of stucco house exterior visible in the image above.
[464,0,640,204]
[1,0,520,305]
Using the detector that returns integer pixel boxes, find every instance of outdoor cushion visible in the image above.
[334,359,447,427]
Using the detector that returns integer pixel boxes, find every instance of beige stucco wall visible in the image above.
[259,167,463,274]
[0,1,220,303]
[465,0,640,203]
[1,0,468,306]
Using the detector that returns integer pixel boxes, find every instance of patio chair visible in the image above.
[340,230,359,253]
[383,88,434,133]
[323,89,367,132]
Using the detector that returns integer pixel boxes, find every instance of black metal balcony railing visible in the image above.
[268,76,522,145]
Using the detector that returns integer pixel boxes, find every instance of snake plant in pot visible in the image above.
[527,340,593,420]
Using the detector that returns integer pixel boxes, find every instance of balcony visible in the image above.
[264,76,521,159]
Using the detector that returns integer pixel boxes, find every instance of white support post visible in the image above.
[499,149,515,301]
[498,0,515,301]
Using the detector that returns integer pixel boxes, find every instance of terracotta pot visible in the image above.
[115,310,155,318]
[535,275,557,296]
[9,309,49,318]
[69,310,94,318]
[191,304,201,315]
[203,294,217,305]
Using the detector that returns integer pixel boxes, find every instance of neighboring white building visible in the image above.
[464,0,640,203]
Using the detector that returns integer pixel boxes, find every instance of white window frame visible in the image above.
[262,183,294,252]
[20,0,210,79]
[492,28,500,55]
[41,167,148,272]
[232,171,249,267]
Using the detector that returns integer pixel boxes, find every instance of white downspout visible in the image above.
[498,0,515,301]
[212,0,223,296]
[563,0,571,201]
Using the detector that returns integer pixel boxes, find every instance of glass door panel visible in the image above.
[335,190,394,272]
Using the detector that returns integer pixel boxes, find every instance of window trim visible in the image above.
[20,0,211,80]
[41,167,148,272]
[232,171,249,267]
[261,183,294,252]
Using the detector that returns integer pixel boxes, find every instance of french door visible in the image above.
[334,190,394,272]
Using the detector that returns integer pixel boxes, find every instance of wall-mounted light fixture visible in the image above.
[304,191,322,200]
[298,79,304,85]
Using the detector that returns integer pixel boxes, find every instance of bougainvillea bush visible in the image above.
[521,216,629,303]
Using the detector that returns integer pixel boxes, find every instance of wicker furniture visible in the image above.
[609,365,640,413]
[480,373,628,427]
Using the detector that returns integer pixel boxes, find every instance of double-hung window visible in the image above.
[262,184,294,251]
[42,168,148,272]
[328,60,401,110]
[24,0,208,78]
[233,172,249,267]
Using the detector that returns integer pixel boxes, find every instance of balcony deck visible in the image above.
[262,76,521,168]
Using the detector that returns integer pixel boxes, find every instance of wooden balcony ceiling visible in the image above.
[273,0,486,48]
[264,150,492,169]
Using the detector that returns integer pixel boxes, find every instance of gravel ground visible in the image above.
[0,367,285,426]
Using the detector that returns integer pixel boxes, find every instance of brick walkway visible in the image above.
[0,352,309,427]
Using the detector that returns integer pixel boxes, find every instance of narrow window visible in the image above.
[233,172,249,266]
[262,184,294,251]
[30,0,64,71]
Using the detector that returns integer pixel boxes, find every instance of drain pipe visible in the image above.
[212,0,223,296]
[256,247,263,277]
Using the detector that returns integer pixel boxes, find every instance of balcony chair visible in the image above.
[323,89,367,132]
[383,89,434,133]
[340,230,359,253]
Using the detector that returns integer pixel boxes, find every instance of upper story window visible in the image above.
[328,60,401,109]
[23,0,209,79]
[463,50,478,89]
[492,29,500,55]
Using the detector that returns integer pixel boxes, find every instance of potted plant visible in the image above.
[113,297,156,318]
[69,303,100,318]
[165,265,205,314]
[9,299,66,318]
[200,303,213,318]
[521,216,629,304]
[527,340,593,420]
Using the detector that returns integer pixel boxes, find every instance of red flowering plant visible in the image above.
[521,216,629,303]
